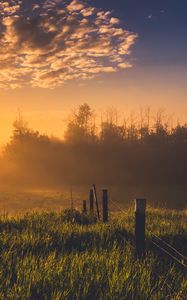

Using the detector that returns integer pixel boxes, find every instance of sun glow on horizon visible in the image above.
[0,1,186,147]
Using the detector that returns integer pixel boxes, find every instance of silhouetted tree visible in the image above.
[65,103,97,143]
[100,122,125,144]
[1,104,186,208]
[171,124,187,144]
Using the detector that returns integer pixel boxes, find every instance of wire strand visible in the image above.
[150,240,187,269]
[153,234,187,262]
[109,198,125,212]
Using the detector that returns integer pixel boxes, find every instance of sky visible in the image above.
[0,0,187,144]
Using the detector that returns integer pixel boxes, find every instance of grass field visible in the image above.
[0,207,187,299]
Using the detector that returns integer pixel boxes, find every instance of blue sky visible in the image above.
[91,0,187,66]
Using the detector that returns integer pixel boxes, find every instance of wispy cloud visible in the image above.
[0,0,137,89]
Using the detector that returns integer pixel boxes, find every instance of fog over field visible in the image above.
[0,104,186,212]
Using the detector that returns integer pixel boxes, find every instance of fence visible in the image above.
[70,185,187,298]
[78,185,187,266]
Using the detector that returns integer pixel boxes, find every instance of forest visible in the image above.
[0,104,187,209]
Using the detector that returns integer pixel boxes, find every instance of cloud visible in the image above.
[81,7,95,17]
[67,0,85,12]
[118,62,132,69]
[0,0,137,89]
[110,17,120,25]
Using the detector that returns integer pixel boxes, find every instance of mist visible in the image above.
[0,104,186,212]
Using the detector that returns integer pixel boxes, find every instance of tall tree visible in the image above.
[65,104,96,143]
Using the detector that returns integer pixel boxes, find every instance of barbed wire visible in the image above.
[70,195,187,267]
[150,239,187,298]
[150,240,187,269]
[153,234,187,263]
[108,198,187,270]
[69,195,187,298]
[108,198,125,212]
[115,224,185,298]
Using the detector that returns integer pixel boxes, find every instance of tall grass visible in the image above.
[0,209,186,299]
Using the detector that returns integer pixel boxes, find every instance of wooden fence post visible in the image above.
[83,200,87,214]
[102,190,108,223]
[89,189,94,213]
[135,198,147,258]
[93,184,100,220]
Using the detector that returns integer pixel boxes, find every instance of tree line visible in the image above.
[1,104,187,208]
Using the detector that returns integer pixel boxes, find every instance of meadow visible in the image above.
[0,206,187,300]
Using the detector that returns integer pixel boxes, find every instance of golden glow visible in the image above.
[0,65,187,146]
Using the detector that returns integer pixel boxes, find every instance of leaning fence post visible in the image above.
[83,200,87,214]
[89,189,94,213]
[102,190,108,223]
[135,198,147,258]
[93,184,100,220]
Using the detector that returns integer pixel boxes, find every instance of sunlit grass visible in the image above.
[0,209,186,299]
